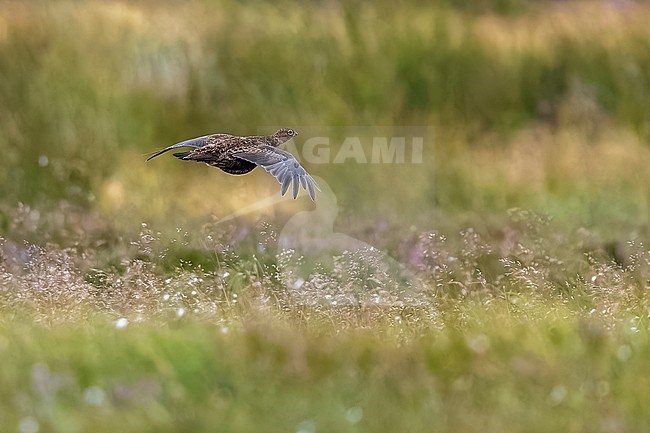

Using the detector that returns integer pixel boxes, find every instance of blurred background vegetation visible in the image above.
[1,0,648,240]
[1,1,650,432]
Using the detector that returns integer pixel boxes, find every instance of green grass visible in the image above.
[2,213,649,432]
[0,1,649,221]
[1,1,650,432]
[1,301,649,432]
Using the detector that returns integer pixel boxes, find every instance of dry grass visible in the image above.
[1,1,649,431]
[1,209,649,432]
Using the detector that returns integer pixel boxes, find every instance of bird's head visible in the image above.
[274,128,298,142]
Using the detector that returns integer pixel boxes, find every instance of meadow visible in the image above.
[0,1,649,432]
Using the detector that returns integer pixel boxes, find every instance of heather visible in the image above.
[0,1,649,432]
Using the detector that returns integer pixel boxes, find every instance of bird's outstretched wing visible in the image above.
[233,145,320,200]
[146,134,233,161]
[146,136,207,161]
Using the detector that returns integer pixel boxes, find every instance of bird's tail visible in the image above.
[145,136,206,161]
[173,151,191,160]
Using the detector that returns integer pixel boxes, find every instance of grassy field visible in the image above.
[0,1,649,432]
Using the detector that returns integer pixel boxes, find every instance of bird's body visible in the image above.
[147,128,319,200]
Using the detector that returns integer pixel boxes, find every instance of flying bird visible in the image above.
[147,128,319,200]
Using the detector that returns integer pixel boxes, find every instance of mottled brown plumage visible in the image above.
[147,128,319,200]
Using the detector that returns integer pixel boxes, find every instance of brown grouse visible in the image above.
[147,128,319,200]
